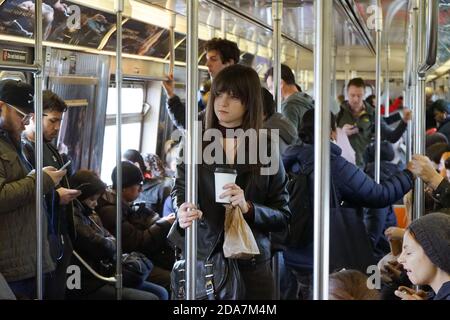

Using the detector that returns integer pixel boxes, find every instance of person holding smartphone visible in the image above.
[0,80,67,299]
[22,90,80,299]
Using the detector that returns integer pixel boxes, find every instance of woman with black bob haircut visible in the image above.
[169,64,290,300]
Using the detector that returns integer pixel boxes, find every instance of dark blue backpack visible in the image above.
[285,167,314,248]
[272,167,314,250]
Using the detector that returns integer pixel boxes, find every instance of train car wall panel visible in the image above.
[45,48,109,174]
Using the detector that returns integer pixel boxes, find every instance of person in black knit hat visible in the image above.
[96,162,175,291]
[68,169,166,300]
[395,212,450,300]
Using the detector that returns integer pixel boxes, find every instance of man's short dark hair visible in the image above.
[426,142,450,164]
[347,78,366,90]
[261,88,275,118]
[204,38,240,65]
[264,64,296,85]
[43,90,67,113]
[431,99,450,114]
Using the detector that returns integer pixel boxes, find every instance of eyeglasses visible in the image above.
[5,102,32,123]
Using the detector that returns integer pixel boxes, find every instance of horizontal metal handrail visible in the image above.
[0,61,41,73]
[72,250,117,284]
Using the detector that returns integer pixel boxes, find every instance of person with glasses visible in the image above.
[96,161,176,292]
[21,90,81,299]
[0,79,66,299]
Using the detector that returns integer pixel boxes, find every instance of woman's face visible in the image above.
[398,231,438,286]
[214,92,246,128]
[83,194,101,210]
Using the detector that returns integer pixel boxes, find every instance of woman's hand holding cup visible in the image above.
[220,183,249,214]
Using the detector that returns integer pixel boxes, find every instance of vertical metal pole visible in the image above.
[34,0,44,300]
[272,0,282,113]
[404,17,411,163]
[313,0,332,301]
[169,13,176,76]
[384,45,390,117]
[115,0,124,300]
[186,0,199,301]
[407,2,419,163]
[271,0,282,300]
[166,0,176,76]
[413,0,426,221]
[331,41,337,114]
[374,1,383,183]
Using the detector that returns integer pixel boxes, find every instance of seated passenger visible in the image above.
[123,149,151,179]
[141,153,174,216]
[426,132,448,149]
[431,100,450,143]
[124,149,173,215]
[96,162,175,290]
[329,269,380,300]
[68,170,166,300]
[395,213,450,300]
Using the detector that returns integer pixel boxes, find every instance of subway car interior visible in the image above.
[0,0,450,302]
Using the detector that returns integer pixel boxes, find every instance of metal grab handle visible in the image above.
[72,250,116,284]
[0,61,41,73]
[418,0,438,76]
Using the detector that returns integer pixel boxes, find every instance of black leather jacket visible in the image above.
[168,139,291,266]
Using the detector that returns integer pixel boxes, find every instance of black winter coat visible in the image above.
[96,190,174,270]
[70,201,116,295]
[168,136,291,266]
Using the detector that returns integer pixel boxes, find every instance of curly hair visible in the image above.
[143,153,166,178]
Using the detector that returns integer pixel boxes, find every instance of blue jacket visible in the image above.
[283,142,413,208]
[281,142,413,270]
[364,161,401,261]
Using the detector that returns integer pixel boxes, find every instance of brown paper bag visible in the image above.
[223,205,260,259]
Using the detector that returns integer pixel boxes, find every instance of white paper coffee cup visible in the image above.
[214,168,237,203]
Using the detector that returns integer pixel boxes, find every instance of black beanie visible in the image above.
[111,161,143,190]
[0,80,34,114]
[408,213,450,274]
[70,170,107,201]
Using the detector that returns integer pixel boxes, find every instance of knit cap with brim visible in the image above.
[408,212,450,274]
